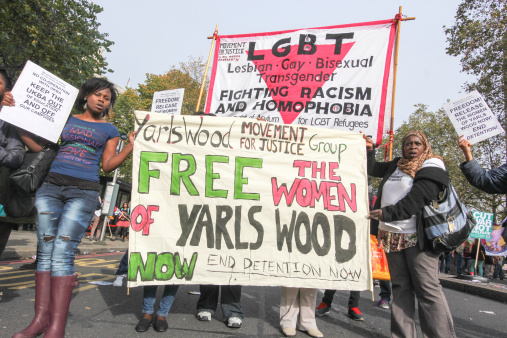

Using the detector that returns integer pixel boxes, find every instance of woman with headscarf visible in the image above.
[365,131,456,338]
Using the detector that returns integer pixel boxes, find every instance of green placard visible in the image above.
[470,211,494,240]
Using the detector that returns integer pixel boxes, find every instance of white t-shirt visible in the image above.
[379,158,445,234]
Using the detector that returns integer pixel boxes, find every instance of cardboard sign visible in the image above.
[444,90,504,144]
[470,211,494,240]
[151,88,185,115]
[205,20,397,145]
[128,112,372,291]
[0,61,78,143]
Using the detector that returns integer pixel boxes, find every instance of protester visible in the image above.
[493,255,505,280]
[484,254,494,279]
[135,284,179,333]
[315,290,364,321]
[113,202,130,241]
[463,241,472,274]
[88,196,103,242]
[455,244,465,278]
[0,66,26,257]
[280,287,323,337]
[458,135,507,242]
[11,77,135,338]
[113,250,129,287]
[196,285,244,328]
[366,131,456,337]
[470,239,486,276]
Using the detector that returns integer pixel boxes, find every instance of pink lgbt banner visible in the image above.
[205,20,397,146]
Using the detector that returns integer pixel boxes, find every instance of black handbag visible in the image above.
[10,143,58,193]
[422,182,476,254]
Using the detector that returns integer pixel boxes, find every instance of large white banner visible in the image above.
[205,20,397,145]
[128,112,372,291]
[0,60,78,143]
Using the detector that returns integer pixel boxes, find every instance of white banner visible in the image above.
[205,20,397,145]
[151,88,185,115]
[443,90,504,144]
[0,60,78,143]
[128,112,372,291]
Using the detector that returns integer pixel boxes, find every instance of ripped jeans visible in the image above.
[35,182,98,276]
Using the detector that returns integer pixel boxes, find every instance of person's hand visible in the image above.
[369,209,383,221]
[1,92,15,107]
[458,135,473,162]
[362,133,374,151]
[256,116,266,121]
[128,130,137,144]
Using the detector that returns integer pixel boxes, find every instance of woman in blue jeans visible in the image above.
[11,78,135,338]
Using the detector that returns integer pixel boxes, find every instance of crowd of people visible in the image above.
[1,65,507,337]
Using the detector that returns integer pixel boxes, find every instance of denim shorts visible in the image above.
[35,181,98,276]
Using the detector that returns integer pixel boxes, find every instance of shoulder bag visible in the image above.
[10,143,58,193]
[422,182,476,254]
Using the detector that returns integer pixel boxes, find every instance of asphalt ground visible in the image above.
[1,252,507,337]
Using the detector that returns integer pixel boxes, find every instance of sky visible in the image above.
[92,0,474,129]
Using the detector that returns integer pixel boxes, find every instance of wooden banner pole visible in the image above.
[388,7,415,160]
[196,24,219,112]
[474,240,480,273]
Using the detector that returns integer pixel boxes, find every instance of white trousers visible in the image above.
[280,287,318,331]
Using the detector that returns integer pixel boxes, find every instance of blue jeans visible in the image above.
[379,280,391,301]
[143,285,179,317]
[116,250,129,275]
[493,261,505,279]
[456,255,463,276]
[35,182,98,276]
[470,259,484,276]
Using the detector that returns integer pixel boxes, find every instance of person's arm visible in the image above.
[16,128,47,152]
[101,131,136,173]
[370,167,448,222]
[0,123,25,168]
[363,134,392,178]
[458,135,507,194]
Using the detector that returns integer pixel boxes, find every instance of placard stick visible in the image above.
[388,7,415,160]
[474,240,480,273]
[196,25,219,112]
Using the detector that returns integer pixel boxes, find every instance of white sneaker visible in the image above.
[197,311,211,321]
[227,316,242,328]
[113,275,125,287]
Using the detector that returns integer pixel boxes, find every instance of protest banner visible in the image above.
[204,20,397,146]
[443,90,504,144]
[0,60,78,143]
[470,211,494,240]
[151,88,185,115]
[483,225,507,256]
[128,112,372,291]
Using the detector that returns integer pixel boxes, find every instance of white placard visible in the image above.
[0,61,78,143]
[150,88,185,115]
[443,90,504,144]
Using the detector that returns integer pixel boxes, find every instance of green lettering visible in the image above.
[205,155,229,198]
[154,252,175,280]
[171,153,198,195]
[139,152,168,193]
[234,157,262,200]
[174,252,198,280]
[128,252,156,281]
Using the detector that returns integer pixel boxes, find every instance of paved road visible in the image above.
[1,253,506,337]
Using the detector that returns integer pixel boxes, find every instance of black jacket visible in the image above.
[367,150,449,251]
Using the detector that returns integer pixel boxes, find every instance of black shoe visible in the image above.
[154,317,168,332]
[20,261,38,270]
[348,307,364,321]
[135,318,152,332]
